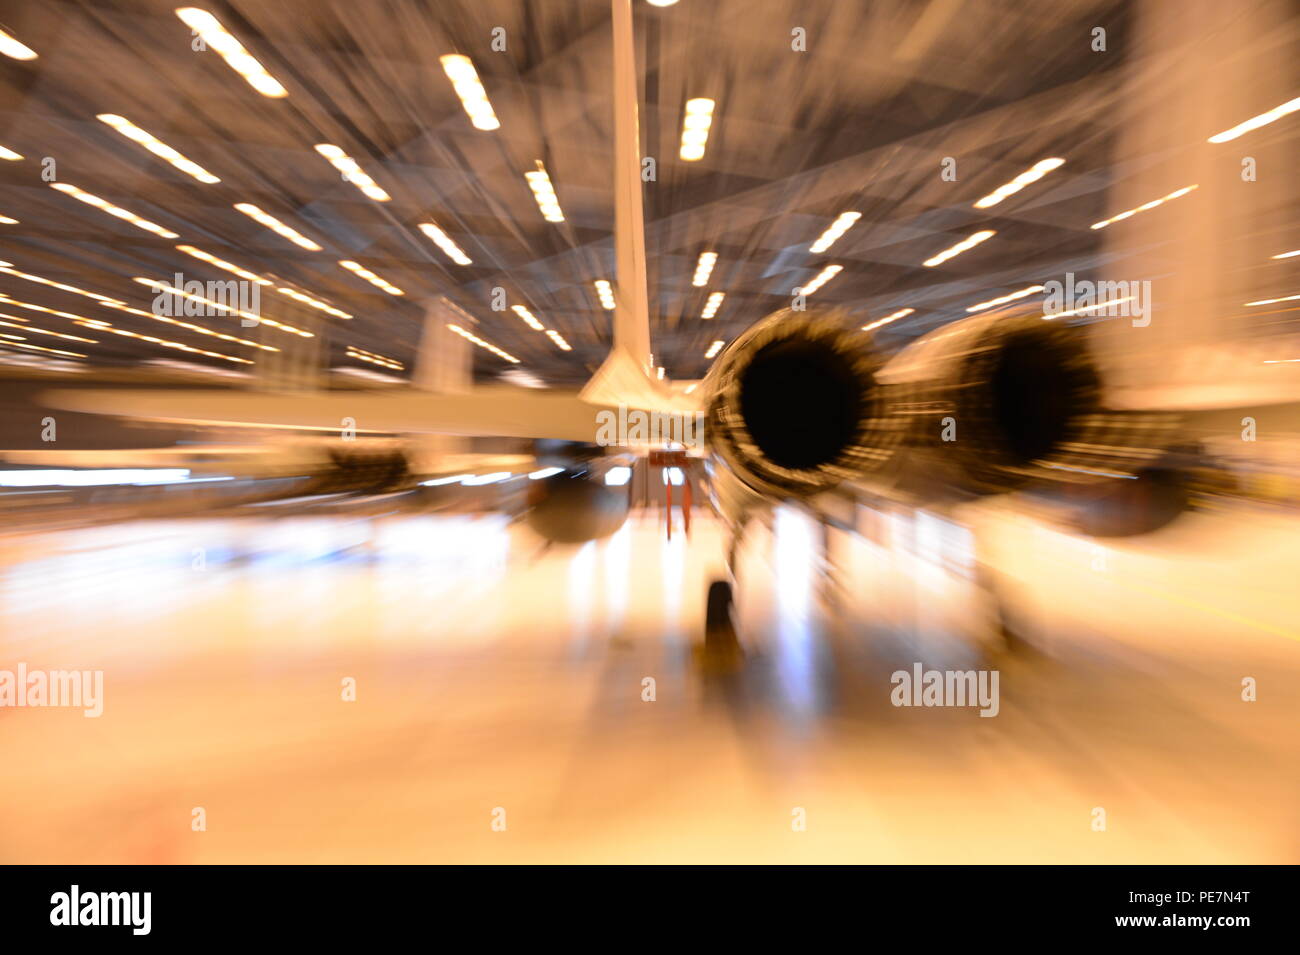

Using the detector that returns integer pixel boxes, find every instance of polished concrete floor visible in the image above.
[0,500,1296,863]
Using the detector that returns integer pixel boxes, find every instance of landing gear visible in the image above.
[696,489,755,671]
[705,579,734,635]
[701,578,742,671]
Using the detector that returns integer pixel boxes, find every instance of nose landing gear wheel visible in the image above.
[700,579,743,672]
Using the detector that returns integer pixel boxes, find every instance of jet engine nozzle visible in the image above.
[876,309,1177,498]
[702,308,901,496]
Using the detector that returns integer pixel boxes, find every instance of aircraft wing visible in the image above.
[42,388,638,443]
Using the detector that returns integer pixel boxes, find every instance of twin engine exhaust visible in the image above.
[701,306,1179,504]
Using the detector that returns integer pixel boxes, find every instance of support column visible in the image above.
[1092,0,1299,408]
[411,298,473,465]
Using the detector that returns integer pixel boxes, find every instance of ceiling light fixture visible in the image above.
[313,144,390,202]
[973,158,1065,209]
[965,284,1045,312]
[511,305,544,331]
[274,285,351,319]
[524,162,564,222]
[175,245,272,285]
[50,183,179,238]
[0,29,38,60]
[1208,96,1300,143]
[679,98,715,162]
[447,323,520,364]
[692,251,717,287]
[863,307,914,331]
[1090,186,1197,230]
[417,221,472,265]
[233,203,322,250]
[100,301,275,351]
[809,212,861,253]
[96,114,221,183]
[800,263,843,294]
[439,54,500,131]
[175,7,287,98]
[338,260,404,296]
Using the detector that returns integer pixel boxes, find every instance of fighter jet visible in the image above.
[34,0,1262,640]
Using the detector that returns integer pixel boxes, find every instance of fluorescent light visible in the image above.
[0,469,193,487]
[511,305,544,330]
[529,467,564,480]
[175,7,287,98]
[545,329,572,351]
[439,54,500,130]
[1041,296,1134,320]
[809,212,860,253]
[422,474,469,486]
[338,260,404,296]
[0,215,16,224]
[346,346,403,371]
[69,316,255,364]
[1244,293,1300,307]
[135,276,313,337]
[966,284,1045,313]
[604,466,632,486]
[276,286,351,319]
[692,251,717,287]
[923,230,996,267]
[0,263,126,304]
[234,203,322,250]
[972,158,1065,209]
[1208,96,1300,143]
[701,291,725,318]
[863,307,914,331]
[314,144,390,202]
[461,471,511,486]
[1271,249,1300,260]
[1090,186,1197,230]
[0,295,95,323]
[0,339,87,360]
[0,316,97,344]
[0,145,23,161]
[704,339,725,358]
[97,114,220,183]
[594,279,615,310]
[800,263,842,295]
[447,322,519,363]
[417,222,472,265]
[50,182,179,238]
[176,244,272,285]
[99,301,276,351]
[0,29,37,60]
[524,162,564,222]
[679,98,715,162]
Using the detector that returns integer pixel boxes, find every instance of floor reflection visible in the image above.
[0,503,1296,863]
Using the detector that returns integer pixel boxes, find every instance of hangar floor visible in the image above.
[0,502,1296,863]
